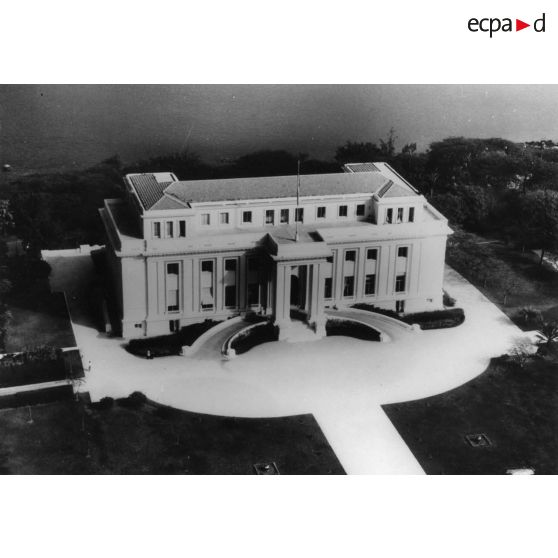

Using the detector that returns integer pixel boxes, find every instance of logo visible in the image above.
[468,13,546,37]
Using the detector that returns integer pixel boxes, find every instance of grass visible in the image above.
[0,396,345,474]
[230,322,279,355]
[447,230,558,328]
[382,354,558,474]
[5,292,76,352]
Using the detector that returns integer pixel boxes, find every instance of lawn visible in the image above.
[5,292,76,352]
[382,354,558,474]
[0,397,345,474]
[446,230,558,328]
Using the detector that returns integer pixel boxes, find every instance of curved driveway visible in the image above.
[45,253,529,474]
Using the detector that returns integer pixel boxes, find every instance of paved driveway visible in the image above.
[45,252,527,474]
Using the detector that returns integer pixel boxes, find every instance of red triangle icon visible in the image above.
[516,19,530,31]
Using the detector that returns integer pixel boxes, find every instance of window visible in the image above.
[395,274,406,293]
[397,207,404,223]
[398,246,408,258]
[166,263,180,312]
[343,276,355,297]
[408,207,415,222]
[367,248,378,260]
[356,204,365,216]
[396,300,405,313]
[317,206,326,219]
[242,211,252,224]
[265,209,274,225]
[365,274,376,295]
[220,212,229,225]
[179,220,186,237]
[247,284,259,306]
[153,222,161,238]
[295,208,304,222]
[201,260,214,310]
[169,319,180,332]
[166,221,174,238]
[338,205,348,217]
[201,213,210,226]
[386,208,393,224]
[224,258,237,308]
[324,277,332,299]
[280,209,289,223]
[345,250,356,262]
[225,286,236,307]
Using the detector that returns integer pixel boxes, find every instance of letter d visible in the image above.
[534,13,545,32]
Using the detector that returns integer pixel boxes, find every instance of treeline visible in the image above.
[3,135,558,255]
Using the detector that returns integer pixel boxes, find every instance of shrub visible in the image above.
[121,391,147,409]
[515,307,543,329]
[230,323,279,355]
[127,319,222,358]
[405,308,465,330]
[326,319,380,341]
[443,290,456,307]
[98,396,114,410]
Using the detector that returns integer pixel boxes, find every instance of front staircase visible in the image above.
[278,319,324,343]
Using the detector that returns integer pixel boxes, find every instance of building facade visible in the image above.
[100,162,452,339]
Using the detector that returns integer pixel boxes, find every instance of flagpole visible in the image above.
[295,159,300,242]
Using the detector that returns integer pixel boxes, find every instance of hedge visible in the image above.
[127,319,222,357]
[230,323,279,355]
[404,308,465,330]
[326,319,381,341]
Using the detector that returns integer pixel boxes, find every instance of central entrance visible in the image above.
[290,265,308,320]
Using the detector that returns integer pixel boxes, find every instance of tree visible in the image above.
[522,190,558,265]
[537,319,558,346]
[379,128,397,158]
[334,141,384,164]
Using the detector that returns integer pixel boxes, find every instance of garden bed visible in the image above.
[352,303,465,330]
[325,318,380,341]
[127,319,222,357]
[0,348,67,388]
[229,322,279,356]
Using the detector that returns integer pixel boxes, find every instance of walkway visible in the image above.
[44,251,529,474]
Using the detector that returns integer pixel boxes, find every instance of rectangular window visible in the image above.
[398,246,408,258]
[343,276,355,297]
[220,212,229,225]
[397,208,404,223]
[338,205,348,217]
[317,206,326,219]
[280,209,289,223]
[395,274,406,293]
[365,274,376,295]
[386,208,393,224]
[295,208,304,223]
[367,248,378,260]
[201,213,210,226]
[166,263,180,312]
[179,220,186,237]
[169,319,179,333]
[201,260,214,310]
[224,258,237,308]
[166,221,174,238]
[324,277,332,299]
[396,300,405,313]
[265,209,274,225]
[153,222,161,238]
[356,204,365,216]
[242,211,252,224]
[345,250,356,262]
[408,207,415,223]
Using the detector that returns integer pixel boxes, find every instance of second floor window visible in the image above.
[265,209,274,225]
[201,213,210,226]
[153,222,161,238]
[295,207,304,222]
[166,221,174,238]
[339,205,348,217]
[386,208,393,224]
[397,208,404,223]
[356,204,365,216]
[220,212,229,225]
[409,207,415,222]
[280,209,289,223]
[317,206,326,219]
[179,220,186,237]
[243,211,252,223]
[367,248,378,260]
[345,250,356,262]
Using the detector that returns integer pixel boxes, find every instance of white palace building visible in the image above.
[100,162,452,339]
